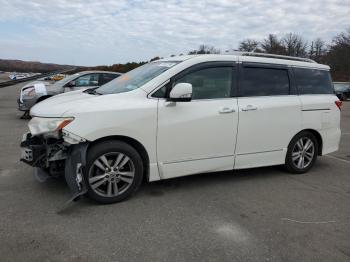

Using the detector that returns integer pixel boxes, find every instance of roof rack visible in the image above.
[226,51,317,63]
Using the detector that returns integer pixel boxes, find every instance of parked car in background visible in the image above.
[17,71,122,117]
[333,82,350,101]
[20,53,341,204]
[9,73,28,80]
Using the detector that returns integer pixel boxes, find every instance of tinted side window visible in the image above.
[100,73,119,85]
[294,68,333,94]
[174,67,233,99]
[75,74,99,87]
[241,67,290,97]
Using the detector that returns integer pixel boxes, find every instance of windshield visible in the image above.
[96,61,179,95]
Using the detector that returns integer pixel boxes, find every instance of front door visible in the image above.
[157,63,239,179]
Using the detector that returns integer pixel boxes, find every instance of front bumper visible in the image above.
[20,132,88,196]
[17,97,37,111]
[18,98,28,111]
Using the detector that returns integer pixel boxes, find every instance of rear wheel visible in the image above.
[84,141,143,204]
[285,131,318,174]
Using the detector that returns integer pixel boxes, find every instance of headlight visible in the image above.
[22,86,36,97]
[28,117,74,136]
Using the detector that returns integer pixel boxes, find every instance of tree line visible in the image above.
[0,59,76,74]
[184,28,350,81]
[91,28,349,81]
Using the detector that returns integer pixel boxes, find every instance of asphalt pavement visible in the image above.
[0,82,349,262]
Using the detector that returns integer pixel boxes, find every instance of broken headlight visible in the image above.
[28,117,74,136]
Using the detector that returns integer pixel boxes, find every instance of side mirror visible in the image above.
[66,81,76,88]
[168,83,192,102]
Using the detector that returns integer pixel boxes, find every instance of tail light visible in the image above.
[335,100,342,110]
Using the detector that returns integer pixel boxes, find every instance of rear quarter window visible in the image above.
[294,68,333,94]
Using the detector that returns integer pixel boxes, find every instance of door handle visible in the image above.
[242,105,258,111]
[219,107,235,114]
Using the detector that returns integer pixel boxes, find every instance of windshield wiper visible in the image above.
[84,87,102,95]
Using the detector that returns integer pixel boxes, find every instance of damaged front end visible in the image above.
[20,118,89,201]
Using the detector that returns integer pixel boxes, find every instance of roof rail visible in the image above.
[226,51,317,63]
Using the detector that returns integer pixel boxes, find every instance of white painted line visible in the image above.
[324,154,350,164]
[281,218,336,224]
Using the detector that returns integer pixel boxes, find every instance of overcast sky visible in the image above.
[0,0,349,66]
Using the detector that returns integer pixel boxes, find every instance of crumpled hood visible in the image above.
[30,89,146,117]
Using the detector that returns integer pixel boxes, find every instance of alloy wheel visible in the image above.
[291,137,315,169]
[88,152,135,197]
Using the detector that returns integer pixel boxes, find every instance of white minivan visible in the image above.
[20,53,341,203]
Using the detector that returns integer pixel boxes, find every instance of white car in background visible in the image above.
[9,73,29,80]
[17,71,122,117]
[20,53,341,204]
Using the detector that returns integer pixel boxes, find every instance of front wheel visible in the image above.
[285,132,318,174]
[84,141,144,204]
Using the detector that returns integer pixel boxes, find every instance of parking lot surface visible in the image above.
[0,73,10,83]
[0,82,349,262]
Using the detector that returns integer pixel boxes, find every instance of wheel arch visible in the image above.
[294,129,323,156]
[88,135,150,180]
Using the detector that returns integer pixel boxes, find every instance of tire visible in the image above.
[84,141,144,204]
[285,131,318,174]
